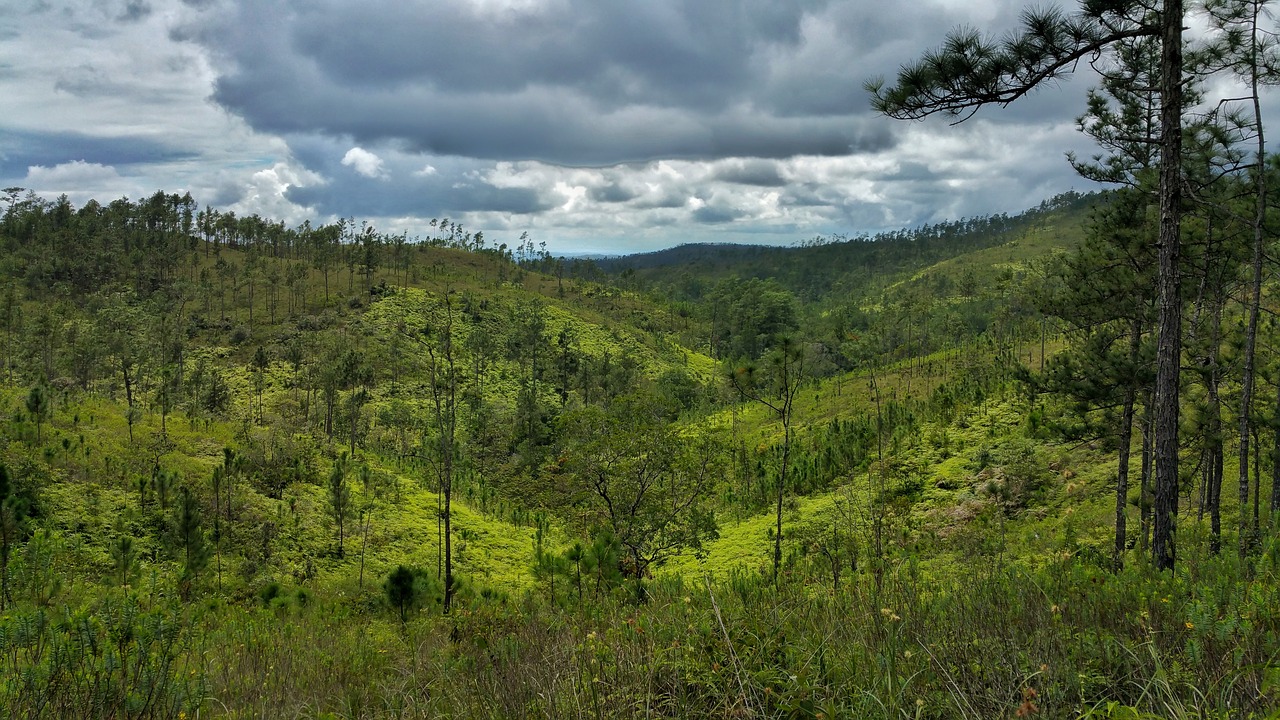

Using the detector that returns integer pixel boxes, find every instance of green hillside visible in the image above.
[0,188,1276,718]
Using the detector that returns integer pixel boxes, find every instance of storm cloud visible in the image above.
[178,0,1036,166]
[6,0,1228,253]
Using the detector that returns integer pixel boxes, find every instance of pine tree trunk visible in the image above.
[1152,0,1184,572]
[1114,318,1142,569]
[1115,385,1135,569]
[1141,397,1153,554]
[1238,15,1267,557]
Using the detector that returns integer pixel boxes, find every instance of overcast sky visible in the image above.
[0,0,1211,254]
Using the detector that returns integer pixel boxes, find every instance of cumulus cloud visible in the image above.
[27,160,122,185]
[341,147,388,179]
[23,160,147,205]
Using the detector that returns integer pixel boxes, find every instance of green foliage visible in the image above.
[0,183,1278,717]
[172,484,210,601]
[384,564,419,623]
[0,592,204,718]
[327,453,354,558]
[557,391,723,576]
[24,384,47,441]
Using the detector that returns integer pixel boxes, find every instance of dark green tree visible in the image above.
[172,484,210,601]
[25,384,49,443]
[384,564,419,624]
[0,464,33,610]
[1032,189,1158,567]
[416,292,465,612]
[327,453,353,558]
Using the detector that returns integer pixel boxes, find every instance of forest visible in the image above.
[1,1,1280,718]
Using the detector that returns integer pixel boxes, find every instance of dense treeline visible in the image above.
[600,191,1092,301]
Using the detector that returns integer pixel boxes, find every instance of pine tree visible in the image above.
[327,453,353,558]
[172,485,210,601]
[869,0,1186,568]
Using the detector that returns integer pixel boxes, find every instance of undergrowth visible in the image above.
[4,542,1276,719]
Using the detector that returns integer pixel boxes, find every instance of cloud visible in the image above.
[22,160,149,205]
[0,130,195,177]
[341,147,387,179]
[118,0,153,22]
[27,160,121,185]
[7,0,1211,255]
[177,0,924,165]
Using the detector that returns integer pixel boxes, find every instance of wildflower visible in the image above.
[916,699,925,708]
[1185,622,1194,630]
[1016,687,1039,717]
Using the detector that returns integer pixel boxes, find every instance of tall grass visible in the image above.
[9,541,1262,719]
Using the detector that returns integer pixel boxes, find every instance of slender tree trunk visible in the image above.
[871,369,886,596]
[1210,441,1223,555]
[444,473,453,610]
[774,417,789,587]
[359,511,370,589]
[1238,11,1267,558]
[1152,0,1184,572]
[1252,425,1261,538]
[1208,301,1225,555]
[1273,386,1280,522]
[1141,397,1153,553]
[1114,321,1141,569]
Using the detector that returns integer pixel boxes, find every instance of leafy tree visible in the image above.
[1032,189,1157,566]
[1195,0,1279,557]
[423,294,464,612]
[558,391,722,578]
[708,278,798,360]
[203,368,231,417]
[152,465,177,512]
[507,300,553,475]
[100,293,150,443]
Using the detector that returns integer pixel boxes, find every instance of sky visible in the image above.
[0,0,1228,254]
